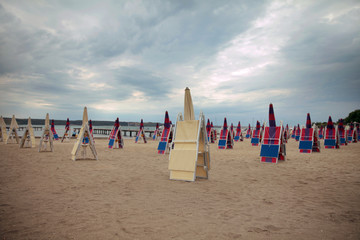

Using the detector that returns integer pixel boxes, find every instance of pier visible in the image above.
[73,128,154,137]
[7,126,42,131]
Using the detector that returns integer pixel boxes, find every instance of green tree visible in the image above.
[344,109,360,124]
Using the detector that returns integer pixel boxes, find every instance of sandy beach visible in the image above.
[0,138,359,239]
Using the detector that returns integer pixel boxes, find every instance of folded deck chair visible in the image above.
[135,119,147,143]
[318,126,324,139]
[260,103,286,163]
[218,118,233,149]
[168,112,210,181]
[356,123,360,142]
[158,111,173,154]
[234,121,243,142]
[347,123,357,143]
[6,115,19,144]
[61,118,70,142]
[51,119,59,140]
[206,119,212,142]
[283,124,289,143]
[291,125,296,139]
[299,113,320,153]
[19,117,36,148]
[338,119,347,146]
[71,107,97,160]
[295,124,301,141]
[251,121,261,146]
[245,124,252,139]
[153,123,160,141]
[108,118,124,149]
[39,113,54,152]
[324,116,339,149]
[0,116,8,142]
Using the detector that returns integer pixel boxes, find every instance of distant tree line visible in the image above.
[313,109,360,127]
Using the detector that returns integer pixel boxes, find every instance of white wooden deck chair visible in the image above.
[168,112,210,181]
[71,107,97,160]
[0,116,8,142]
[6,115,20,144]
[39,113,54,152]
[20,117,36,148]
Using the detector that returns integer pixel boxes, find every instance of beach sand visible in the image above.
[0,138,359,239]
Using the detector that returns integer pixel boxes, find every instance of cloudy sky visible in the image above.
[0,0,359,126]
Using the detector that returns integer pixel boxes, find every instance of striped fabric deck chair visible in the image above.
[299,113,320,153]
[338,119,347,146]
[135,119,147,143]
[251,121,261,146]
[218,118,233,149]
[346,123,357,143]
[356,123,360,142]
[295,124,300,141]
[234,121,243,142]
[245,124,252,139]
[158,111,173,154]
[51,119,59,140]
[61,118,70,142]
[283,124,289,143]
[108,118,124,149]
[153,123,159,140]
[230,123,235,141]
[324,116,339,149]
[260,103,286,163]
[206,119,212,142]
[318,126,324,139]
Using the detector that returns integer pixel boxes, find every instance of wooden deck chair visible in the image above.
[39,113,54,152]
[324,116,339,149]
[108,118,124,149]
[218,118,233,149]
[158,111,173,154]
[318,126,324,139]
[51,119,59,140]
[61,118,70,142]
[135,119,147,143]
[251,121,261,146]
[0,116,8,142]
[168,112,210,181]
[260,103,286,163]
[245,124,252,139]
[6,115,20,144]
[338,119,347,146]
[20,117,36,148]
[234,121,243,142]
[299,113,320,153]
[346,123,357,143]
[153,123,160,141]
[71,107,97,160]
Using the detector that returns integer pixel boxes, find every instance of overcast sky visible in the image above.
[0,0,359,126]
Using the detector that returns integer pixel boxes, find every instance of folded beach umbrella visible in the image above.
[299,113,320,153]
[260,103,286,163]
[324,116,339,149]
[251,121,261,146]
[158,111,173,154]
[338,119,347,145]
[184,87,195,121]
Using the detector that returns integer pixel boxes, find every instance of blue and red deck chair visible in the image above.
[318,125,324,139]
[347,123,358,143]
[295,124,301,141]
[338,119,347,146]
[245,124,252,139]
[211,122,216,143]
[218,118,233,149]
[260,104,286,163]
[158,111,173,154]
[108,118,124,149]
[234,121,243,142]
[291,125,296,139]
[51,119,59,140]
[283,124,289,143]
[357,123,360,142]
[251,121,261,146]
[89,119,95,143]
[299,113,320,153]
[324,116,339,149]
[206,119,212,142]
[61,118,70,142]
[230,123,235,140]
[135,119,147,143]
[153,123,160,141]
